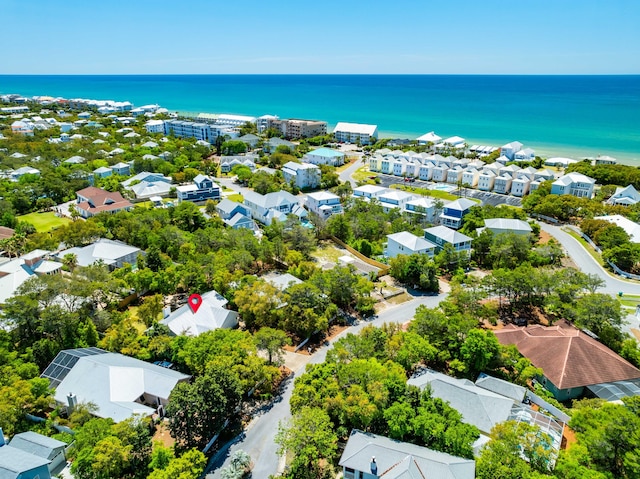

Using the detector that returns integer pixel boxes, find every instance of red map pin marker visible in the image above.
[188,293,203,314]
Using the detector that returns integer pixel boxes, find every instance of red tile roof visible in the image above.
[76,187,133,216]
[0,226,15,240]
[494,320,640,390]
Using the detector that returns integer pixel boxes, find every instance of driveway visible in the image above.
[204,291,448,478]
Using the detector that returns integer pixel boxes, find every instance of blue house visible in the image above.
[0,446,52,479]
[93,166,112,178]
[176,175,221,203]
[439,198,476,230]
[215,198,250,220]
[110,162,130,176]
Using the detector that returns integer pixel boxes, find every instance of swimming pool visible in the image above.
[430,184,457,192]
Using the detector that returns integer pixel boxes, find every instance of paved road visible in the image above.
[339,157,364,187]
[204,291,448,478]
[539,223,640,296]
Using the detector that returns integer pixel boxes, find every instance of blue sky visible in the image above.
[2,0,639,74]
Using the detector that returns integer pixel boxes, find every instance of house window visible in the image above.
[344,467,355,479]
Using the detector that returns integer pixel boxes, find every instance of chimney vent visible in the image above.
[371,456,378,475]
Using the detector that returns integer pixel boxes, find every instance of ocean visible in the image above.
[1,75,639,164]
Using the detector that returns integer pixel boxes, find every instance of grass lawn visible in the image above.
[391,184,461,202]
[352,166,377,184]
[18,211,71,233]
[564,228,605,266]
[226,193,244,202]
[311,240,345,264]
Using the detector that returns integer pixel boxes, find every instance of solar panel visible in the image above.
[41,347,107,388]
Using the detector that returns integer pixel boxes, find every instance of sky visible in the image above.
[1,0,639,74]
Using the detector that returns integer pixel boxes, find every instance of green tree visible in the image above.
[166,366,243,451]
[254,327,291,365]
[147,448,206,479]
[460,329,501,378]
[276,407,338,479]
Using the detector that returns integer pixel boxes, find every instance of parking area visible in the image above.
[465,190,523,207]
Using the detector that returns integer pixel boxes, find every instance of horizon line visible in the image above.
[2,73,640,77]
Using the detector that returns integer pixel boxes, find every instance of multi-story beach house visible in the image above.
[304,147,345,166]
[461,167,480,187]
[282,161,321,189]
[176,175,221,204]
[243,190,306,224]
[333,122,378,145]
[510,174,531,197]
[500,141,523,160]
[352,185,388,201]
[439,198,475,230]
[493,173,513,195]
[477,170,497,191]
[431,163,449,183]
[446,166,465,184]
[378,190,416,213]
[551,173,596,198]
[514,148,536,162]
[164,120,212,142]
[385,231,437,259]
[305,191,343,219]
[424,225,473,255]
[405,197,436,222]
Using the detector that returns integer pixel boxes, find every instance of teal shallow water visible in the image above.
[1,75,639,163]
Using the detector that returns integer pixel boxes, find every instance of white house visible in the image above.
[378,190,416,213]
[416,131,442,145]
[593,215,640,243]
[42,348,189,423]
[446,166,465,184]
[431,163,449,183]
[339,430,475,479]
[282,161,321,189]
[500,141,523,160]
[0,250,62,305]
[461,168,480,187]
[514,148,535,162]
[609,185,640,206]
[333,122,378,145]
[56,239,142,270]
[492,173,513,195]
[352,185,388,201]
[480,218,533,236]
[243,190,306,224]
[550,173,596,198]
[385,231,437,258]
[510,175,531,197]
[305,191,343,219]
[477,170,496,191]
[304,147,346,166]
[160,290,238,336]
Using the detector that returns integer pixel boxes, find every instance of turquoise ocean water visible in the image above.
[1,75,639,164]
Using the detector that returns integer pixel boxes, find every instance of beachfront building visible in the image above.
[608,185,640,206]
[75,186,134,218]
[500,141,523,160]
[176,174,221,203]
[304,147,346,166]
[550,172,596,198]
[514,148,536,162]
[305,191,343,219]
[163,120,212,141]
[424,226,472,255]
[439,198,475,230]
[269,118,327,139]
[215,114,257,127]
[435,135,466,153]
[282,162,321,189]
[256,114,279,133]
[416,131,442,145]
[339,430,475,479]
[333,122,378,145]
[385,231,436,258]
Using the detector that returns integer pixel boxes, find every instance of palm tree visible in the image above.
[62,253,78,272]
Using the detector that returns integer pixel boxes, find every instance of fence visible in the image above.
[572,228,640,281]
[329,236,390,277]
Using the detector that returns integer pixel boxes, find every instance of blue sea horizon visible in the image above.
[1,74,639,163]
